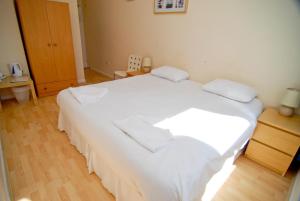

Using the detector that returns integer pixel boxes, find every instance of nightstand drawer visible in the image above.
[252,123,300,156]
[245,140,293,175]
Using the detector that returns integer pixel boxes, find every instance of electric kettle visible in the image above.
[10,63,23,77]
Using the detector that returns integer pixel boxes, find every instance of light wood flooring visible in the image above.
[83,68,112,84]
[0,69,294,201]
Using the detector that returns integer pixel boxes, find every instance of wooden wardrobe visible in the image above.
[16,0,77,97]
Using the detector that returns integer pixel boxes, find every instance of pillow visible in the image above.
[151,66,189,82]
[202,79,257,102]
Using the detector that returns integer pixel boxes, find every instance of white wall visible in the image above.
[0,0,29,75]
[77,0,88,68]
[0,0,29,99]
[83,0,300,108]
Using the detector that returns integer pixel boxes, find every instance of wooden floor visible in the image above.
[0,69,293,201]
[83,68,112,84]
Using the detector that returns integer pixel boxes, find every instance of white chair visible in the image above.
[114,54,142,79]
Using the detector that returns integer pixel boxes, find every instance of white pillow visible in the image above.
[151,66,189,82]
[202,79,257,102]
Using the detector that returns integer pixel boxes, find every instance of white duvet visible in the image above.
[57,74,263,201]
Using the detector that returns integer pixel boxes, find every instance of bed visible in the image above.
[57,74,263,201]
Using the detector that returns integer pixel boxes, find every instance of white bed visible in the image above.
[57,74,263,201]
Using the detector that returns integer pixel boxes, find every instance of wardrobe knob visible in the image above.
[44,87,47,90]
[53,43,57,47]
[47,43,51,47]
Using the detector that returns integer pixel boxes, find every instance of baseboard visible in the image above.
[287,169,300,201]
[77,78,86,84]
[0,94,14,101]
[90,68,114,79]
[0,131,13,201]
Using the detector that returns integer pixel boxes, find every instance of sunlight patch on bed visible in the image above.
[154,108,250,155]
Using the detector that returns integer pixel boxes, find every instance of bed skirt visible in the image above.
[58,111,145,201]
[58,110,245,201]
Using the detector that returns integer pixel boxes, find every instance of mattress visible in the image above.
[57,74,263,201]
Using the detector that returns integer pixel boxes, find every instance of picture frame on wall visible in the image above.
[154,0,188,14]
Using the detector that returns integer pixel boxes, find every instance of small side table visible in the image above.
[245,108,300,176]
[126,71,148,77]
[0,76,38,111]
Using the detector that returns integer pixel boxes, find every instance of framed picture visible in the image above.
[154,0,188,14]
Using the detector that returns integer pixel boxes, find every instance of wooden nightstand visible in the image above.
[245,108,300,176]
[126,71,148,77]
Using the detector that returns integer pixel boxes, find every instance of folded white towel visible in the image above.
[69,86,108,105]
[113,116,173,152]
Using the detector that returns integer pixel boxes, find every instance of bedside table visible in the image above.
[126,71,148,77]
[0,75,38,111]
[245,108,300,176]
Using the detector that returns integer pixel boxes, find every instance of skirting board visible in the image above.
[288,169,300,201]
[0,95,14,101]
[0,88,14,101]
[77,78,86,84]
[90,67,114,79]
[0,130,13,201]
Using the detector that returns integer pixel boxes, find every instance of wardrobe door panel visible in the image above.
[16,0,58,84]
[46,1,77,81]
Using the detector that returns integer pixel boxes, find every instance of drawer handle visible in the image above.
[44,87,47,90]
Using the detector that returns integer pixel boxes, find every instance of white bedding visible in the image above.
[113,115,173,152]
[57,74,263,201]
